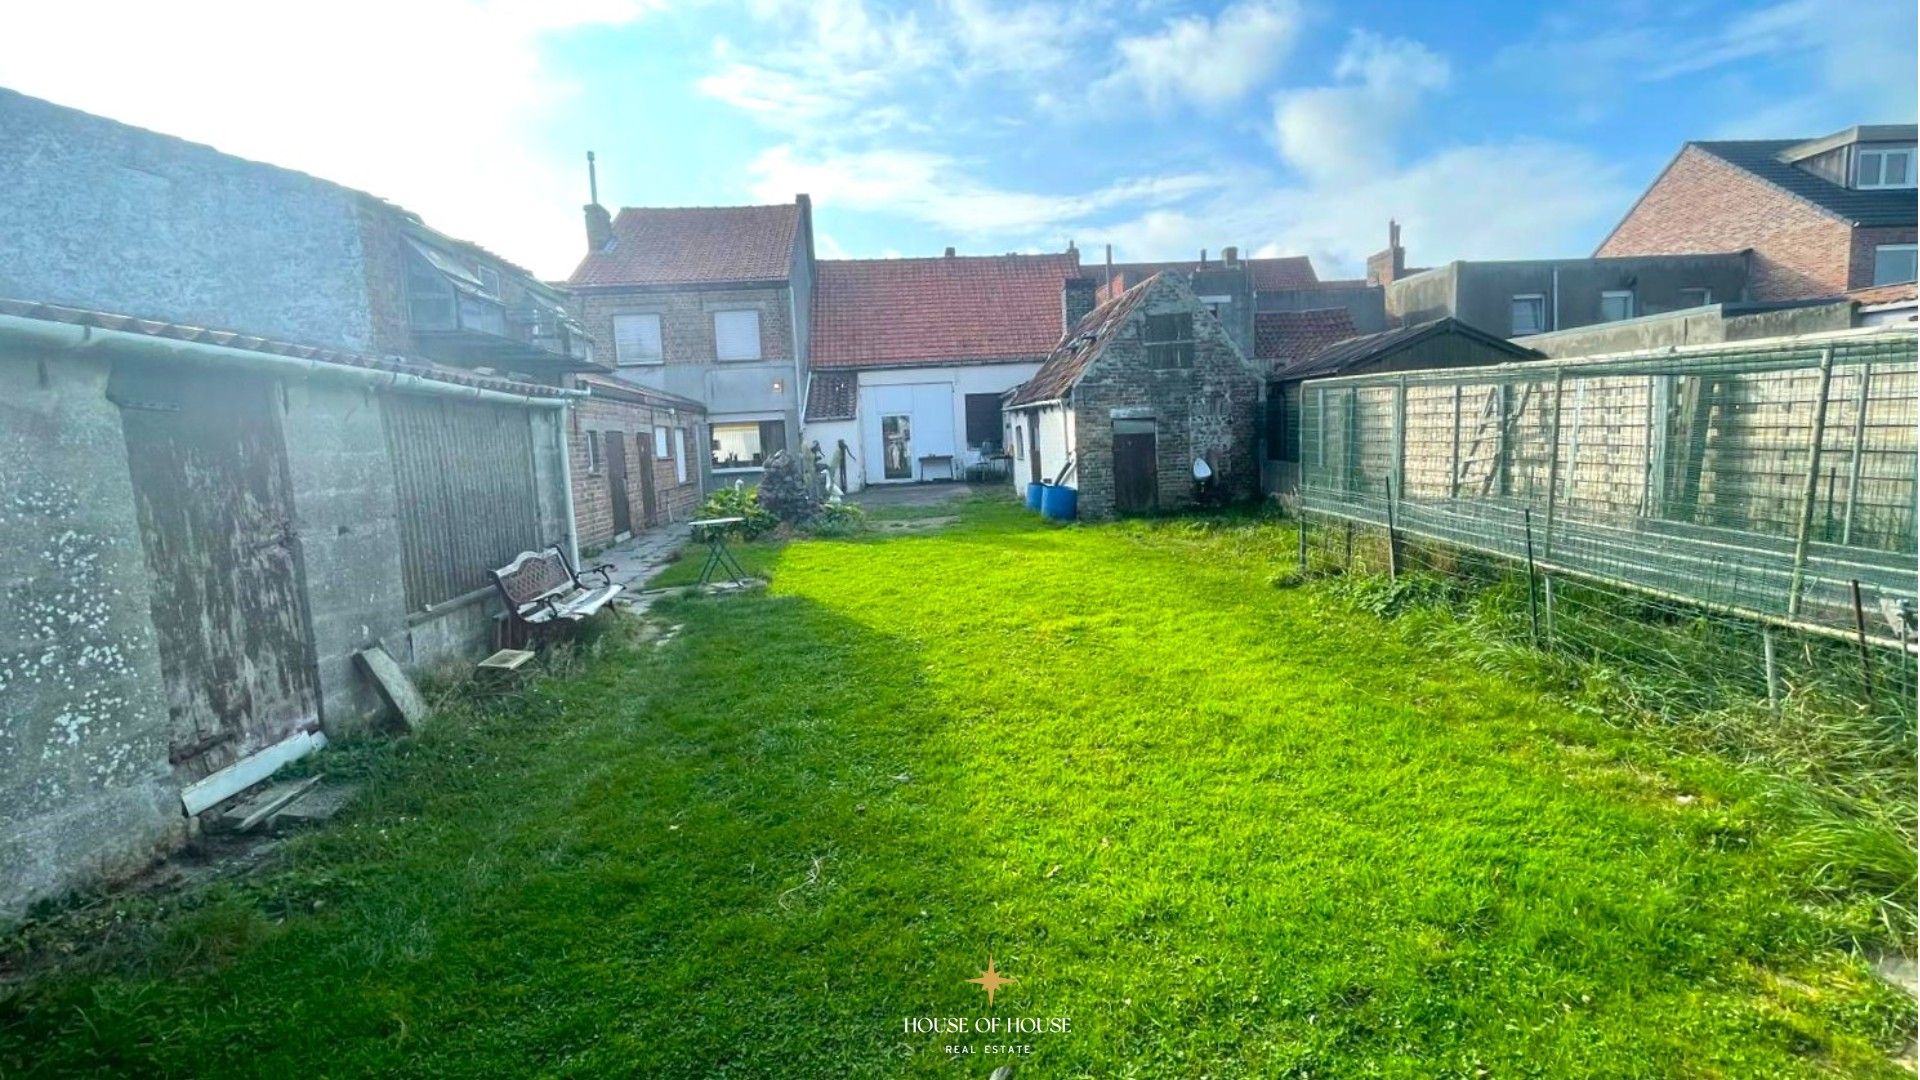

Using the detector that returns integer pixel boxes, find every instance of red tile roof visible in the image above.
[1254,309,1359,365]
[1845,282,1918,306]
[804,370,858,421]
[568,203,800,287]
[1006,275,1158,407]
[810,253,1083,368]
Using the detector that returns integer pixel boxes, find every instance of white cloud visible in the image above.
[695,0,937,131]
[1098,0,1302,108]
[946,0,1082,75]
[0,0,656,278]
[747,144,1218,239]
[1273,31,1450,182]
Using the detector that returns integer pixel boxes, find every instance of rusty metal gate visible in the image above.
[382,394,544,610]
[113,365,320,782]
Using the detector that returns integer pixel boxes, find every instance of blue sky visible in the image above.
[2,0,1913,279]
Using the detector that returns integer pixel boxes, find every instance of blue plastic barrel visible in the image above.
[1040,483,1078,521]
[1026,481,1044,510]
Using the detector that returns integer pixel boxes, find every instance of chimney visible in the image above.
[1222,245,1239,267]
[1062,275,1097,332]
[944,246,956,257]
[583,150,613,251]
[1199,248,1208,267]
[584,203,613,252]
[1366,219,1406,286]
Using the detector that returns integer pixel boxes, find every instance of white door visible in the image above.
[861,383,955,482]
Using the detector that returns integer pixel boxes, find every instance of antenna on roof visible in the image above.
[587,151,599,205]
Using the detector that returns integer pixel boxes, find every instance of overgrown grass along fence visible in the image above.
[1296,328,1918,668]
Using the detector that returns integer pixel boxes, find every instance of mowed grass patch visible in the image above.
[1,501,1911,1077]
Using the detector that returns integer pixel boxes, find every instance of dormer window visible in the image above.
[1856,145,1915,190]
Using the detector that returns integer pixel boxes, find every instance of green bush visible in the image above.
[807,502,868,538]
[697,484,778,538]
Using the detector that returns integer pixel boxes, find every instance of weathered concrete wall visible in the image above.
[1516,302,1857,358]
[280,380,412,734]
[0,89,376,351]
[1390,254,1752,337]
[1258,282,1389,333]
[0,347,182,920]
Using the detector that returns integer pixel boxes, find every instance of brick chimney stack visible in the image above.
[1366,219,1406,286]
[1062,276,1097,332]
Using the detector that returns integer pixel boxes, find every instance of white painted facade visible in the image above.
[1006,402,1076,497]
[803,362,1041,493]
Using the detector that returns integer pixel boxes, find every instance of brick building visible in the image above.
[803,249,1085,492]
[568,377,706,551]
[568,198,815,483]
[1598,125,1917,301]
[1006,273,1262,518]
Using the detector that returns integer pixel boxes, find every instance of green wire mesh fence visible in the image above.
[1294,327,1918,711]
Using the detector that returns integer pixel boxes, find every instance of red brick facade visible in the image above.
[1597,146,1911,301]
[568,383,705,552]
[575,285,794,370]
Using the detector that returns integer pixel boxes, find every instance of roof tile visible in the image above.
[811,253,1082,368]
[1006,275,1157,407]
[568,204,799,287]
[804,370,858,421]
[1254,309,1358,366]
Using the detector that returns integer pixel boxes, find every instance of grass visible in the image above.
[2,500,1913,1077]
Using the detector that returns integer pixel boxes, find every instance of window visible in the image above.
[674,429,689,485]
[711,419,785,470]
[1600,290,1635,322]
[964,393,1003,449]
[713,310,761,361]
[585,430,604,474]
[476,265,501,296]
[1857,146,1916,190]
[1678,287,1713,309]
[613,314,663,365]
[1510,294,1546,335]
[1874,244,1917,285]
[1015,423,1026,460]
[1143,312,1194,368]
[654,426,671,459]
[1199,294,1231,317]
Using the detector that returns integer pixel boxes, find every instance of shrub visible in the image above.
[807,502,868,537]
[697,484,778,538]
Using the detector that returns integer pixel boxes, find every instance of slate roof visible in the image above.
[1254,308,1358,365]
[1099,256,1318,292]
[1274,317,1541,382]
[804,370,859,421]
[1005,275,1158,407]
[1691,139,1917,228]
[0,298,571,398]
[568,203,800,287]
[810,253,1082,369]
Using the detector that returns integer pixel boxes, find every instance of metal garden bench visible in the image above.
[489,545,623,642]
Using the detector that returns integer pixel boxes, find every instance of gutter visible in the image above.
[0,312,585,409]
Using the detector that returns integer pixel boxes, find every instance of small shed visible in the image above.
[1005,273,1263,518]
[1267,317,1542,492]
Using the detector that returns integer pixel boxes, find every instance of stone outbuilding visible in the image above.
[1005,273,1262,518]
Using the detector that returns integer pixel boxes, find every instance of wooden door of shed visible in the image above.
[1113,430,1158,515]
[112,366,320,782]
[605,432,632,537]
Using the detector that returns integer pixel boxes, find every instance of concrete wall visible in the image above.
[1516,301,1858,357]
[1389,254,1752,337]
[1257,282,1389,333]
[0,347,184,920]
[0,90,376,351]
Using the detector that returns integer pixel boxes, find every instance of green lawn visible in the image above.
[2,499,1912,1077]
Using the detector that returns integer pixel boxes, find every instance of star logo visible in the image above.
[967,956,1016,1005]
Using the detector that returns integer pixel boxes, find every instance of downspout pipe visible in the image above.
[0,312,585,410]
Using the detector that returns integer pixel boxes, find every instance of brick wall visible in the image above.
[576,285,793,368]
[1068,281,1262,519]
[1848,226,1919,290]
[569,393,704,552]
[1597,146,1855,301]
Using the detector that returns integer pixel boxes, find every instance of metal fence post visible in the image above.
[1450,383,1463,498]
[1386,475,1401,581]
[1841,362,1872,546]
[1787,347,1837,618]
[1523,508,1541,647]
[1297,511,1308,577]
[1542,368,1566,561]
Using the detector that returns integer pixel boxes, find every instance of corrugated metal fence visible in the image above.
[382,395,544,610]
